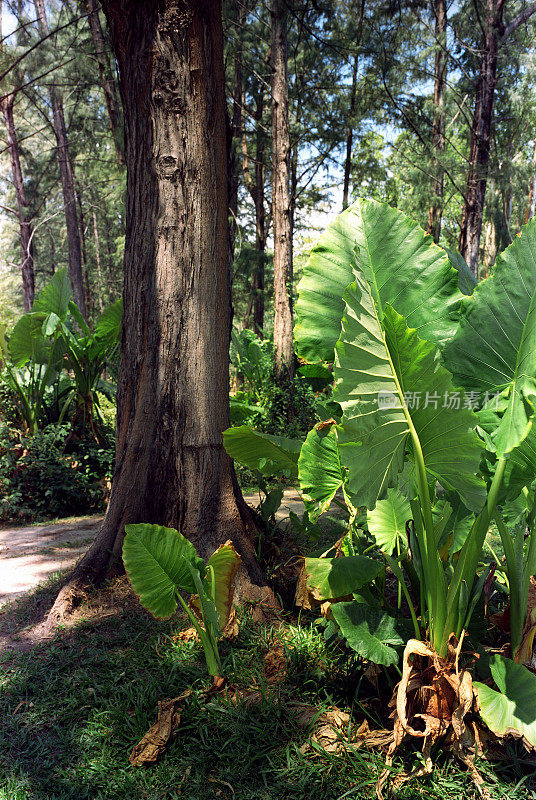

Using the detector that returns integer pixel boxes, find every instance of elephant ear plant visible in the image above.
[122,523,241,678]
[224,199,536,786]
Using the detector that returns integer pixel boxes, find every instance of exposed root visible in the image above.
[377,636,490,799]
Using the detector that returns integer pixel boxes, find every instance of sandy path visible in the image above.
[0,490,304,607]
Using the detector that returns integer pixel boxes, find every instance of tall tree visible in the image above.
[0,91,35,311]
[271,0,293,377]
[46,0,273,626]
[426,0,447,242]
[85,0,124,166]
[33,0,87,317]
[458,0,536,276]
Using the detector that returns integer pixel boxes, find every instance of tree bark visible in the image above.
[228,0,246,253]
[76,183,93,319]
[271,0,293,377]
[342,53,358,212]
[0,93,34,311]
[525,140,536,222]
[426,0,447,243]
[45,0,274,628]
[91,204,104,312]
[458,0,506,277]
[33,0,87,318]
[85,0,125,166]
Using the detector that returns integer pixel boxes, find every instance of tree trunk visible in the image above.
[34,0,87,318]
[342,53,358,211]
[271,0,293,377]
[76,183,93,319]
[426,0,447,243]
[45,0,275,629]
[91,205,104,312]
[0,92,34,311]
[525,140,536,222]
[458,0,505,278]
[228,0,246,253]
[85,0,125,166]
[253,90,266,336]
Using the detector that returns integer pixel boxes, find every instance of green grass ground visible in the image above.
[1,577,535,800]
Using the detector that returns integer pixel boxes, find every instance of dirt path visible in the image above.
[0,490,305,608]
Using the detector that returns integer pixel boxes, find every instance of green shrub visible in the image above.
[0,423,114,522]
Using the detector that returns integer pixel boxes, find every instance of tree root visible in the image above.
[376,636,491,800]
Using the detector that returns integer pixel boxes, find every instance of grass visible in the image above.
[1,583,536,800]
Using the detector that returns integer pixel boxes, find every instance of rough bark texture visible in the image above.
[34,0,87,318]
[243,90,266,336]
[426,0,447,243]
[271,0,293,377]
[45,0,274,628]
[85,0,125,166]
[0,93,34,311]
[458,0,505,277]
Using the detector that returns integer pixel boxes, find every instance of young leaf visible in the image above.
[305,554,382,600]
[223,425,301,477]
[123,523,205,619]
[330,602,407,666]
[295,197,463,363]
[32,267,72,318]
[298,425,346,522]
[367,488,411,556]
[190,541,241,629]
[474,655,536,748]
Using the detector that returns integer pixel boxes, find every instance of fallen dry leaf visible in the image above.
[129,689,191,766]
[263,646,287,685]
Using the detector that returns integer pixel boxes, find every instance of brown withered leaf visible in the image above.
[175,626,199,642]
[315,418,337,430]
[129,689,191,766]
[263,646,287,685]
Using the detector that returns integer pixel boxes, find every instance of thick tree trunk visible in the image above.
[46,0,274,628]
[271,0,293,377]
[34,0,87,318]
[0,93,34,311]
[458,0,505,278]
[426,0,447,243]
[85,0,124,166]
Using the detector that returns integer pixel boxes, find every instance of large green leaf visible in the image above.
[334,282,486,511]
[305,554,382,600]
[366,487,411,556]
[330,602,407,666]
[223,425,301,477]
[444,218,536,457]
[123,523,205,619]
[475,655,536,748]
[94,298,123,344]
[295,197,463,363]
[298,425,345,521]
[32,268,72,318]
[8,313,50,366]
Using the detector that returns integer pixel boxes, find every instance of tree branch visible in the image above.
[503,1,536,38]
